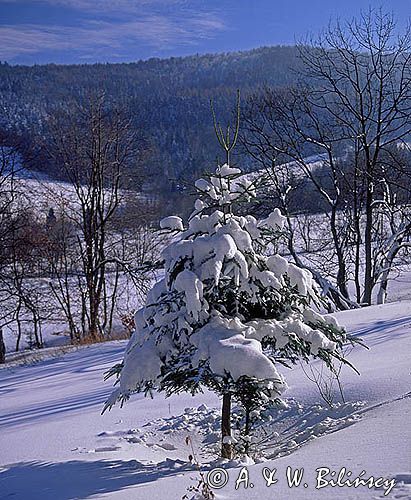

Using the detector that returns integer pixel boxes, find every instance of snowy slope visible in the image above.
[0,301,410,499]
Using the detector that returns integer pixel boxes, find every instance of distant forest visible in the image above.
[1,9,410,314]
[0,46,303,192]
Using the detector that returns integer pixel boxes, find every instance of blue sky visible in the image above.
[0,0,410,65]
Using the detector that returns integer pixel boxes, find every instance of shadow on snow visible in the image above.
[0,458,192,500]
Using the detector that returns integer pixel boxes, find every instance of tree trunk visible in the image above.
[0,328,6,364]
[363,181,374,306]
[377,277,388,305]
[244,406,251,455]
[330,205,349,300]
[376,243,402,305]
[221,393,232,459]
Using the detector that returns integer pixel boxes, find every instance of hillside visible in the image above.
[0,46,303,185]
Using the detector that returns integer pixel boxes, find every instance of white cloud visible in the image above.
[0,0,195,14]
[0,12,226,60]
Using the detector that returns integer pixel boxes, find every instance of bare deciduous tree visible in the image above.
[45,94,158,340]
[242,9,411,307]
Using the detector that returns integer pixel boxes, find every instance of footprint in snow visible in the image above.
[157,442,177,451]
[94,446,122,452]
[72,445,121,454]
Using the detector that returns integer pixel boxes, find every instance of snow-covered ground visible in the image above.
[1,301,410,499]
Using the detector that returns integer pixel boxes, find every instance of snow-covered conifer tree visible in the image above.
[104,161,359,459]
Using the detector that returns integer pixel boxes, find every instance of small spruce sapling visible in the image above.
[104,93,361,459]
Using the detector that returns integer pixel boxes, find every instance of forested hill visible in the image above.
[0,46,302,187]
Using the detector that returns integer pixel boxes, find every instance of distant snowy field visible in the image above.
[1,301,410,499]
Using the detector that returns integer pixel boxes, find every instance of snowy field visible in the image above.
[1,301,410,499]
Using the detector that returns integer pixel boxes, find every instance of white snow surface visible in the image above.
[1,300,410,499]
[160,216,184,231]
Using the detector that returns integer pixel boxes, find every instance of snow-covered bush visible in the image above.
[104,163,359,458]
